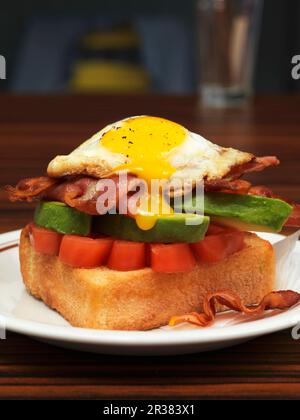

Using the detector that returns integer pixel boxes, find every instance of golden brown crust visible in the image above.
[20,227,275,331]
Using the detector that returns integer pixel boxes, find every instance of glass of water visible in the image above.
[197,0,263,107]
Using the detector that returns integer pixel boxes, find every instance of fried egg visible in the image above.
[47,116,253,230]
[47,115,253,182]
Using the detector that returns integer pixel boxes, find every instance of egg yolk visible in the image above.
[101,116,186,230]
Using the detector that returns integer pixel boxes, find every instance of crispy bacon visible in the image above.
[6,155,279,201]
[205,179,252,194]
[248,185,274,197]
[226,156,280,180]
[5,153,297,226]
[5,174,145,215]
[47,174,143,215]
[5,176,59,202]
[46,177,99,215]
[203,156,279,193]
[6,174,300,227]
[169,290,300,327]
[5,175,141,215]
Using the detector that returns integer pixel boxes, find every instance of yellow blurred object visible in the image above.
[70,60,150,93]
[80,26,140,50]
[70,24,150,93]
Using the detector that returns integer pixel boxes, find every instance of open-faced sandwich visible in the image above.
[5,116,300,330]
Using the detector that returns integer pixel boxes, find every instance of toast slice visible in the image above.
[20,226,275,331]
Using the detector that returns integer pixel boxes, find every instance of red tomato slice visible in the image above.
[285,204,300,227]
[206,224,227,235]
[150,243,197,273]
[107,240,146,271]
[59,235,113,268]
[31,224,63,256]
[192,231,245,264]
[206,224,238,235]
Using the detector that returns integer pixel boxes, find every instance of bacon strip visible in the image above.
[247,185,273,197]
[5,174,145,215]
[205,179,252,194]
[5,155,278,201]
[46,177,99,215]
[4,176,59,202]
[169,290,300,327]
[4,154,297,226]
[47,174,144,215]
[5,175,141,215]
[226,156,280,180]
[196,156,279,194]
[204,156,279,193]
[6,174,300,227]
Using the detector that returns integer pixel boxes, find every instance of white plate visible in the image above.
[1,229,300,356]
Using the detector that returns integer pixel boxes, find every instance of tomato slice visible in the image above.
[107,240,146,271]
[150,243,197,273]
[285,204,300,227]
[59,235,113,268]
[192,231,245,264]
[206,224,238,235]
[31,224,63,256]
[206,224,227,235]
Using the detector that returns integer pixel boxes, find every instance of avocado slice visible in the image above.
[93,213,210,243]
[34,201,92,236]
[176,192,292,233]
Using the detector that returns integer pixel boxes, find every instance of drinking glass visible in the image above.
[197,0,263,107]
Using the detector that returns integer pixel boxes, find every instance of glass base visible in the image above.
[200,85,250,108]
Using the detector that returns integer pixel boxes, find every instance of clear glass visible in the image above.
[197,0,263,107]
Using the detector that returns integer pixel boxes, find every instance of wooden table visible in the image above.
[0,94,300,400]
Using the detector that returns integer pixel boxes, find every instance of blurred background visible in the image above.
[1,0,300,96]
[1,0,300,232]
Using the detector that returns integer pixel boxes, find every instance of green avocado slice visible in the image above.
[176,192,292,233]
[34,201,92,236]
[93,213,210,243]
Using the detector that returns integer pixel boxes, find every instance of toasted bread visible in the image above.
[20,226,275,330]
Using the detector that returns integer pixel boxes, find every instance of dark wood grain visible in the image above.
[0,94,300,400]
